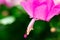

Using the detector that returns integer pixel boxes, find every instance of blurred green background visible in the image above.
[0,4,60,40]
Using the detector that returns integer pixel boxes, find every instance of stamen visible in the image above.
[24,19,36,38]
[24,34,27,38]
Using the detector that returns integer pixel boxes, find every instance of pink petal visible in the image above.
[34,4,47,21]
[0,0,5,4]
[5,0,13,7]
[46,0,54,11]
[21,1,33,18]
[46,5,60,21]
[21,0,46,18]
[5,0,23,7]
[27,0,45,3]
[39,0,46,3]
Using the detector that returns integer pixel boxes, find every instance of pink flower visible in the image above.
[5,0,23,7]
[0,0,24,7]
[21,0,60,38]
[0,0,12,7]
[0,0,5,4]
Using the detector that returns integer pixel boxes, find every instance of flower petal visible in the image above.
[46,0,54,11]
[34,4,47,21]
[46,5,60,21]
[0,0,5,4]
[21,1,33,18]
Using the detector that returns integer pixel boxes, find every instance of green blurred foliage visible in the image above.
[0,4,60,40]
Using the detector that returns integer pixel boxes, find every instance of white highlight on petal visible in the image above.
[53,0,60,5]
[26,19,36,35]
[0,16,15,25]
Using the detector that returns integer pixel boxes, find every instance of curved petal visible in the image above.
[0,0,5,4]
[21,1,33,18]
[46,0,54,11]
[21,0,46,18]
[34,4,47,21]
[46,5,60,21]
[39,0,46,3]
[27,0,46,3]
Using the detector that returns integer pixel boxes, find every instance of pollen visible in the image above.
[50,27,56,33]
[2,10,9,17]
